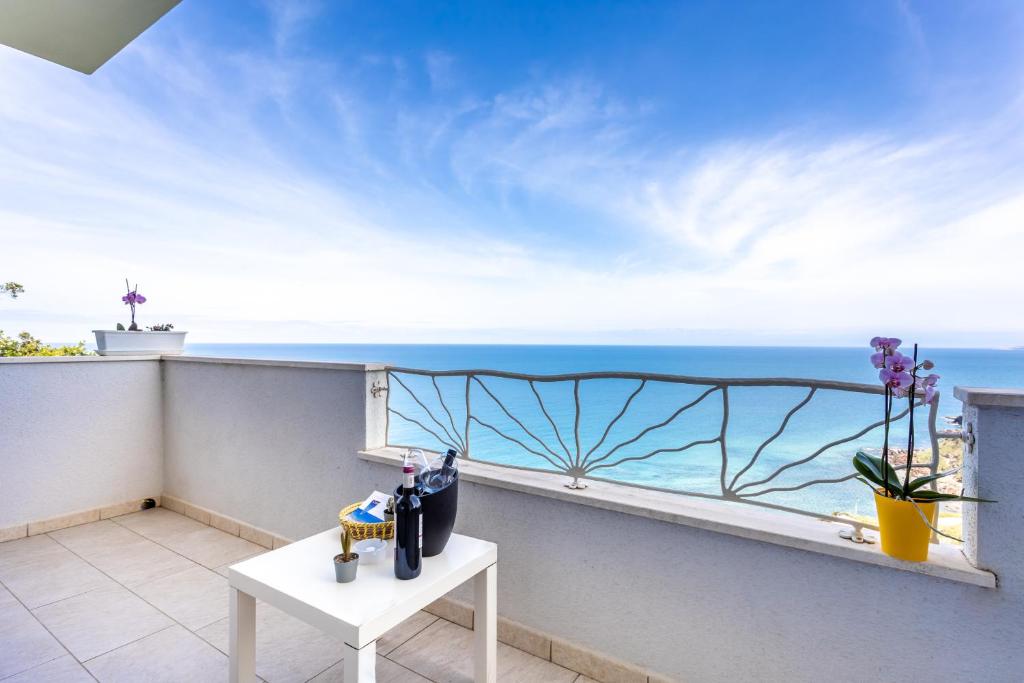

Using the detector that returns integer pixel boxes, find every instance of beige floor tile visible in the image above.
[0,534,61,566]
[389,618,579,683]
[32,586,173,661]
[27,509,100,536]
[0,523,27,543]
[0,534,115,609]
[310,655,432,682]
[0,586,68,679]
[2,655,93,679]
[85,624,227,682]
[498,617,551,660]
[111,508,207,543]
[2,654,93,682]
[378,610,439,655]
[160,526,265,569]
[100,500,147,520]
[551,640,647,683]
[133,564,229,631]
[213,550,266,578]
[49,520,196,587]
[196,601,345,683]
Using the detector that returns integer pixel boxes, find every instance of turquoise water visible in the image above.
[185,344,1024,517]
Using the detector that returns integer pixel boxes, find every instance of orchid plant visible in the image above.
[852,337,989,504]
[117,279,146,331]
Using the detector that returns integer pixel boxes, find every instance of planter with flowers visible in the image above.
[852,337,992,562]
[93,280,187,355]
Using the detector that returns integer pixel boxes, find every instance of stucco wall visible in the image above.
[0,357,163,528]
[161,358,389,542]
[437,466,1016,681]
[160,359,1022,682]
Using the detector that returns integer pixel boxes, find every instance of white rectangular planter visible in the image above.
[93,330,187,356]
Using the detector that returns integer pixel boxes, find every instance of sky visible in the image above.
[1,0,1023,347]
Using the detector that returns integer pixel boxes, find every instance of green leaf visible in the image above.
[907,489,996,503]
[853,476,878,491]
[853,451,904,496]
[907,467,962,493]
[852,451,884,485]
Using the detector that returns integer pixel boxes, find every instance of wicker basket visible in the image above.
[339,503,394,541]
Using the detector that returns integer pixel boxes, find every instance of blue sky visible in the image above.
[1,0,1023,345]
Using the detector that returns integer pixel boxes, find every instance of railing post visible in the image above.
[954,386,1024,584]
[464,374,471,458]
[365,368,389,450]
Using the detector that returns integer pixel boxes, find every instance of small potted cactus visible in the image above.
[334,527,359,583]
[93,280,187,355]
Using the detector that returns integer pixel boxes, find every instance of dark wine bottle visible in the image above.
[394,462,422,579]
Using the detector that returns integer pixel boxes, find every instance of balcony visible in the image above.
[1,506,571,682]
[1,354,1021,682]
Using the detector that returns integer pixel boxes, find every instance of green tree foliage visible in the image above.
[3,282,25,298]
[0,330,90,357]
[1,282,91,356]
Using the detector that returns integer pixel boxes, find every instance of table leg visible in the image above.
[229,587,256,682]
[344,640,377,682]
[474,562,497,683]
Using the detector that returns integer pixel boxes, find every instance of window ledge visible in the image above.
[359,447,996,589]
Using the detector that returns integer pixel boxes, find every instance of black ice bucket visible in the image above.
[395,471,459,557]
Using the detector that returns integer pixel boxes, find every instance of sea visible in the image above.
[185,344,1024,518]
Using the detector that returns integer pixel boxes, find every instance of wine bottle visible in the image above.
[439,448,458,485]
[423,448,459,491]
[394,461,422,580]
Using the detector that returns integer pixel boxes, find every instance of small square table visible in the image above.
[228,529,497,683]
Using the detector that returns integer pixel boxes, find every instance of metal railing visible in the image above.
[383,367,949,531]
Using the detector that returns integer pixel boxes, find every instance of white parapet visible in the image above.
[954,386,1024,583]
[0,356,164,530]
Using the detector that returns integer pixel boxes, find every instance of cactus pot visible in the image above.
[333,553,359,583]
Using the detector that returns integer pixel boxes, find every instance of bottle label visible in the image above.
[417,514,423,550]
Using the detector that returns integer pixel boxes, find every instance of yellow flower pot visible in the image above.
[874,490,937,562]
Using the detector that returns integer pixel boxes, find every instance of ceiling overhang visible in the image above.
[0,0,181,74]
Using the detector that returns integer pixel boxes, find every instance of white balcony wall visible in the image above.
[161,357,389,542]
[5,357,1021,680]
[159,358,1023,682]
[0,357,163,528]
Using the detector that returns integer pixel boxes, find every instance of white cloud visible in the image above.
[1,14,1023,348]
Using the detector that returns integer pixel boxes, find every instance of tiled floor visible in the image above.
[0,508,582,682]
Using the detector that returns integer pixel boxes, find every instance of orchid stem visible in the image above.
[902,343,919,496]
[881,386,892,497]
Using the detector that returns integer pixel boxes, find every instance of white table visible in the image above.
[227,529,498,683]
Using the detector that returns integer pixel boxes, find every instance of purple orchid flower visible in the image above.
[879,368,912,391]
[867,338,941,499]
[884,352,913,374]
[916,373,940,404]
[122,292,146,305]
[122,279,145,329]
[870,337,902,353]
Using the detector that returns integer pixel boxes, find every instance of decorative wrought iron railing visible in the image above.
[383,367,955,531]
